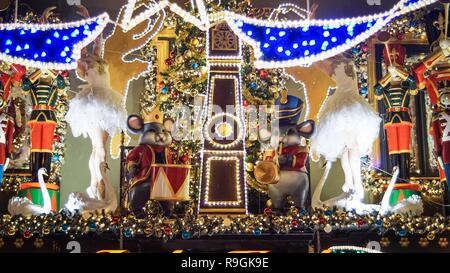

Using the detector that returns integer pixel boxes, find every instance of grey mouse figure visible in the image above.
[125,107,175,216]
[258,120,315,210]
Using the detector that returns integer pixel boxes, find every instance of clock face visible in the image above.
[213,30,237,51]
[205,113,243,149]
[210,22,239,54]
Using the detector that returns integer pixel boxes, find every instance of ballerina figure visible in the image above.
[8,168,51,216]
[311,53,381,213]
[65,5,127,200]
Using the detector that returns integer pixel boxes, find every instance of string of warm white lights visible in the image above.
[204,156,242,207]
[120,0,436,69]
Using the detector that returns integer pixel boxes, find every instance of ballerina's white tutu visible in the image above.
[66,67,127,137]
[311,62,381,161]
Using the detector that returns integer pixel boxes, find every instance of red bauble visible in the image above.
[396,32,405,40]
[163,226,172,235]
[60,70,69,78]
[180,154,189,163]
[318,217,327,225]
[290,220,299,228]
[23,230,32,238]
[263,208,272,216]
[165,58,173,66]
[112,216,120,224]
[259,70,269,79]
[159,81,165,87]
[243,100,249,107]
[357,219,365,226]
[53,134,60,143]
[362,45,369,53]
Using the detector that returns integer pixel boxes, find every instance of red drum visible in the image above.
[150,164,191,201]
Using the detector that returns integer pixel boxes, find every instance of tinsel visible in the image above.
[0,203,448,241]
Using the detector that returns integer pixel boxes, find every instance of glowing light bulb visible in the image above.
[24,44,30,50]
[54,31,60,38]
[323,31,330,37]
[5,39,12,45]
[293,43,299,49]
[277,46,283,53]
[304,50,310,56]
[46,39,52,45]
[62,36,69,41]
[309,40,316,46]
[331,37,337,42]
[61,51,67,57]
[270,36,276,41]
[285,50,291,56]
[247,30,253,36]
[15,45,22,51]
[302,41,308,46]
[41,51,47,57]
[263,43,270,48]
[279,31,286,37]
[265,28,271,34]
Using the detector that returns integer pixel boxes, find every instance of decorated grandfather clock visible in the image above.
[198,21,247,214]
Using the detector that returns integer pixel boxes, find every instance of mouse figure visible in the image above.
[256,120,315,210]
[125,105,174,215]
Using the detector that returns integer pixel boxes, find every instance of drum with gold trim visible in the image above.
[150,164,191,201]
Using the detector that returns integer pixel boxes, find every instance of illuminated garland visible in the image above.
[361,165,445,198]
[0,204,448,241]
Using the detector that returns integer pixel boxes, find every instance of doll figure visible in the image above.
[311,53,381,213]
[65,5,127,200]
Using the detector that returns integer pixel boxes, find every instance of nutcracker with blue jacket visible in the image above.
[22,69,66,183]
[374,33,418,180]
[0,63,26,185]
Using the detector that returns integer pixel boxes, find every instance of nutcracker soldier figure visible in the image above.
[22,69,66,183]
[413,4,450,214]
[374,36,418,180]
[432,91,450,200]
[0,63,25,185]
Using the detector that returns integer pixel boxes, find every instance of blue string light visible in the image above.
[0,13,109,70]
[233,17,381,62]
[224,0,435,67]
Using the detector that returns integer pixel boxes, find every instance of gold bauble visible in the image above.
[176,56,184,63]
[191,38,200,47]
[246,162,255,172]
[185,50,193,58]
[161,94,169,102]
[266,199,273,208]
[223,218,232,227]
[7,226,16,236]
[249,73,257,81]
[42,227,50,235]
[144,226,153,235]
[427,232,436,241]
